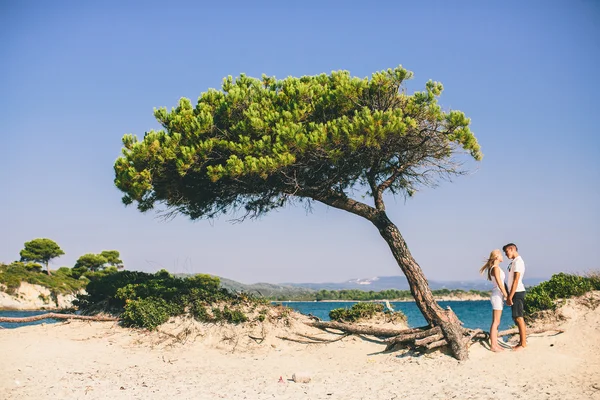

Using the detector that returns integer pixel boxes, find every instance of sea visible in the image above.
[1,300,513,331]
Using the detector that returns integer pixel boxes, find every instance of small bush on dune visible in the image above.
[329,302,405,322]
[525,272,599,318]
[121,297,176,330]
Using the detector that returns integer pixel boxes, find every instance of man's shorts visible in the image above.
[512,291,526,319]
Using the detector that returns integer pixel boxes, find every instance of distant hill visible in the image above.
[280,275,547,292]
[174,274,317,298]
[176,273,546,296]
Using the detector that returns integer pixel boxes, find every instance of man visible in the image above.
[503,243,527,350]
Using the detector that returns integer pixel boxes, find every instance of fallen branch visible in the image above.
[414,333,444,346]
[306,321,426,338]
[0,313,118,323]
[385,326,441,345]
[425,339,448,350]
[277,333,350,344]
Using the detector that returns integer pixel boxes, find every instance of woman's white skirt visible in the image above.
[490,292,504,310]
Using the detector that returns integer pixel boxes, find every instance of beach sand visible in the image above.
[2,293,599,400]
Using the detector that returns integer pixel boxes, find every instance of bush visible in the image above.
[221,306,248,324]
[0,263,85,295]
[330,302,385,322]
[77,269,258,329]
[121,297,175,330]
[525,272,598,316]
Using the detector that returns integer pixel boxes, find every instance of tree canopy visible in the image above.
[19,238,65,274]
[99,250,124,269]
[74,253,108,272]
[114,66,481,219]
[74,250,124,275]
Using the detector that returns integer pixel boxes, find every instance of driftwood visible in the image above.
[385,326,441,345]
[305,321,427,338]
[277,333,350,344]
[425,339,448,350]
[414,333,444,346]
[0,313,118,323]
[306,320,565,355]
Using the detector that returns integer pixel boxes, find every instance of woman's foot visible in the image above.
[490,346,504,352]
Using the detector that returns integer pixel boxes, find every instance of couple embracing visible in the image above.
[480,243,527,352]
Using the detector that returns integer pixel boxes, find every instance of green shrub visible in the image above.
[525,272,598,316]
[26,263,43,272]
[190,301,210,322]
[121,297,175,330]
[77,270,259,329]
[0,263,85,295]
[330,302,385,322]
[221,306,248,324]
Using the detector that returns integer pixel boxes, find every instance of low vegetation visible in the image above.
[76,270,271,330]
[329,302,407,323]
[0,262,86,296]
[525,272,600,319]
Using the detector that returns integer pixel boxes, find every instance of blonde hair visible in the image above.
[479,249,501,281]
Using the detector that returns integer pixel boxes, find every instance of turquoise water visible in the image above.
[1,300,513,331]
[276,300,515,331]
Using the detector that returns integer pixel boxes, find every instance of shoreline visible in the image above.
[275,296,490,303]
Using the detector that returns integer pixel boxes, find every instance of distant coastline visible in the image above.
[276,294,490,303]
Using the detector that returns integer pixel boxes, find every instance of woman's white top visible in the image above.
[491,266,505,294]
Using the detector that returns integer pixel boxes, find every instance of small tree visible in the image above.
[20,238,65,275]
[100,250,124,269]
[114,66,481,359]
[74,253,107,273]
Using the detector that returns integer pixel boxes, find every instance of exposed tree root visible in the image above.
[277,333,350,344]
[0,313,118,323]
[306,321,427,338]
[306,321,565,356]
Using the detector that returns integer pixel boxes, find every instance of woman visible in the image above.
[480,249,509,352]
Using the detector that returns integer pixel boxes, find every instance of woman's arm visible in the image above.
[492,264,508,298]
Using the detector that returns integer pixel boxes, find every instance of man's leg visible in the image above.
[512,292,527,350]
[513,316,527,350]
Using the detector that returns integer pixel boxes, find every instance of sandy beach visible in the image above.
[2,293,599,400]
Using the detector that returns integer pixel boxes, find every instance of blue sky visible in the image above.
[1,0,598,284]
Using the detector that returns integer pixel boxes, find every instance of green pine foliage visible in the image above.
[114,66,481,220]
[19,238,65,274]
[525,272,600,317]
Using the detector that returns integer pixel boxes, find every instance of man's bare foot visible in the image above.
[512,345,526,351]
[490,346,504,352]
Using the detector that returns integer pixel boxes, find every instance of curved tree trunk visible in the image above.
[311,191,469,359]
[370,212,468,359]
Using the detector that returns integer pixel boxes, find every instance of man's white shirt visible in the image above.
[506,256,526,293]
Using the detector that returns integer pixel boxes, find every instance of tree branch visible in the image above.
[0,313,118,323]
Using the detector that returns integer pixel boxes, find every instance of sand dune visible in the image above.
[1,293,599,400]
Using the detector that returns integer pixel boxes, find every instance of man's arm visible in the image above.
[507,272,521,306]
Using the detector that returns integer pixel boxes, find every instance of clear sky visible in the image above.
[1,0,598,284]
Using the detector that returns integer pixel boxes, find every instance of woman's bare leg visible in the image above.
[490,309,504,352]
